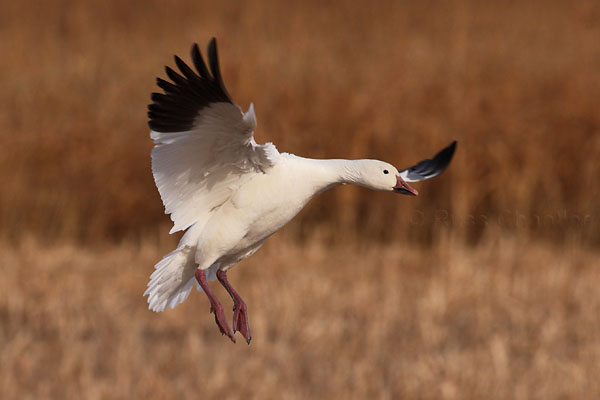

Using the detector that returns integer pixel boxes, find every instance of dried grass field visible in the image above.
[2,236,600,399]
[1,0,600,399]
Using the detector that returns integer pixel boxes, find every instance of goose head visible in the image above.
[351,160,418,196]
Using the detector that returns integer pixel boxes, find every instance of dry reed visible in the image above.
[1,0,598,245]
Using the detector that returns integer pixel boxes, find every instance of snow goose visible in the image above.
[145,38,456,343]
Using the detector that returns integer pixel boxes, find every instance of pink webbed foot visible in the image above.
[195,269,236,343]
[217,269,252,344]
[210,302,236,343]
[232,299,251,344]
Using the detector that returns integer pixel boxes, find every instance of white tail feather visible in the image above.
[144,223,214,312]
[144,245,198,312]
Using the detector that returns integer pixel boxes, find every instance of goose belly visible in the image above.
[196,191,308,268]
[197,162,320,267]
[228,178,313,252]
[232,193,307,251]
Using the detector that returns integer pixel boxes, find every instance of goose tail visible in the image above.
[144,224,203,312]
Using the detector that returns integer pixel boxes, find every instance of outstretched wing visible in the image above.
[149,38,279,233]
[399,141,456,182]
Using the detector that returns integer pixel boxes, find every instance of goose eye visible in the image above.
[383,169,389,174]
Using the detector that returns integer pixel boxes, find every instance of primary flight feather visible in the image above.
[145,38,456,344]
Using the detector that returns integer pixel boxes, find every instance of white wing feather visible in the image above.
[151,102,279,233]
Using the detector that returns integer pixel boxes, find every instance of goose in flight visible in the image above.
[145,38,456,344]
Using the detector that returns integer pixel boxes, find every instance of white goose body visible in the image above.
[193,155,408,269]
[144,39,456,343]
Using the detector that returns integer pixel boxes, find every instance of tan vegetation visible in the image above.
[1,0,599,398]
[2,236,600,399]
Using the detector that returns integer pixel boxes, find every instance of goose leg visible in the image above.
[216,269,251,344]
[195,269,235,343]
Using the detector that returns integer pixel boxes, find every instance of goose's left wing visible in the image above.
[148,39,279,234]
[399,141,457,182]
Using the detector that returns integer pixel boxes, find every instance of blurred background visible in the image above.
[1,0,599,398]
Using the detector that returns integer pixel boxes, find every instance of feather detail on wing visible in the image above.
[399,141,456,182]
[148,39,279,233]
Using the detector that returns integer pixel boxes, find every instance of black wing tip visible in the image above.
[208,37,218,52]
[148,37,232,132]
[435,140,457,166]
[206,37,232,102]
[173,55,186,69]
[429,140,457,175]
[400,140,457,181]
[190,43,201,61]
[207,39,220,76]
[207,38,217,64]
